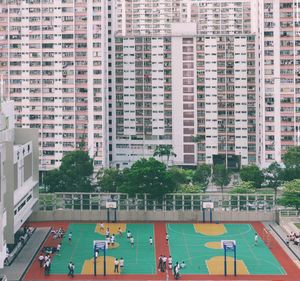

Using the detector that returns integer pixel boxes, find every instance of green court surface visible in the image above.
[295,223,300,229]
[50,223,156,274]
[167,223,285,275]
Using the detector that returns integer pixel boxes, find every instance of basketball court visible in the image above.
[23,221,300,281]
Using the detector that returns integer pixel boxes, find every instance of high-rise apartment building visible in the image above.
[0,0,299,170]
[259,0,300,167]
[112,0,259,168]
[0,0,112,171]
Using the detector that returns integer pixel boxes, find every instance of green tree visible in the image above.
[263,162,283,201]
[168,167,189,191]
[119,158,175,199]
[153,145,176,166]
[230,181,255,194]
[240,165,264,188]
[193,164,211,187]
[279,179,300,211]
[97,168,124,192]
[283,146,300,180]
[212,164,230,197]
[44,150,94,193]
[178,183,206,193]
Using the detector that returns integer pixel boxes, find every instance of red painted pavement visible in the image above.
[24,221,300,281]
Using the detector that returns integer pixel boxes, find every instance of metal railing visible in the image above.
[38,192,276,212]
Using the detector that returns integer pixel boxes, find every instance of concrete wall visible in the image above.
[29,210,275,222]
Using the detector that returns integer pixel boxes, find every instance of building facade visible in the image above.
[112,0,259,168]
[0,100,39,269]
[259,0,300,167]
[0,0,111,171]
[0,0,300,169]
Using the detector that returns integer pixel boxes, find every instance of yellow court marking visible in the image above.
[205,241,222,249]
[81,256,120,275]
[95,223,127,236]
[206,256,249,275]
[193,223,226,236]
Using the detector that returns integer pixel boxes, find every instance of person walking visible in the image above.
[162,255,167,272]
[38,253,44,268]
[149,236,153,246]
[114,258,119,273]
[44,259,51,276]
[70,262,75,277]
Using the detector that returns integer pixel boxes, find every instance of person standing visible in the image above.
[56,243,61,256]
[111,234,115,246]
[114,258,119,273]
[162,255,167,272]
[254,233,258,246]
[127,230,131,239]
[70,262,75,277]
[158,254,162,271]
[68,261,73,276]
[68,232,72,244]
[149,236,153,246]
[38,253,44,268]
[130,236,134,248]
[118,227,123,237]
[166,233,169,243]
[119,257,124,272]
[105,228,110,238]
[168,256,173,270]
[100,222,104,231]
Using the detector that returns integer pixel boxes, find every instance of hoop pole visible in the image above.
[94,246,96,276]
[202,209,205,223]
[234,244,237,276]
[224,246,227,276]
[210,208,212,223]
[104,246,106,276]
[114,208,117,223]
[107,208,110,223]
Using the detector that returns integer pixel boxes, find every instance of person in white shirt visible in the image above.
[149,236,153,246]
[114,258,119,273]
[130,236,134,248]
[254,233,258,246]
[168,256,173,270]
[119,257,124,271]
[111,234,115,246]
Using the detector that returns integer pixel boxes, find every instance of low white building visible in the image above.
[0,101,39,269]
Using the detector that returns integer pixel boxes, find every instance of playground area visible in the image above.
[22,221,300,281]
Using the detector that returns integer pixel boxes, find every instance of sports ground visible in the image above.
[24,221,299,281]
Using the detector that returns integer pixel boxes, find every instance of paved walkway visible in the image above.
[0,227,51,281]
[264,222,300,269]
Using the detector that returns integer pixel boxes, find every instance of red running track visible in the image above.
[24,221,300,281]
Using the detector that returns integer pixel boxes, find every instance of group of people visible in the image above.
[286,231,300,246]
[157,254,185,278]
[113,257,124,273]
[38,253,51,276]
[51,227,65,240]
[126,230,135,247]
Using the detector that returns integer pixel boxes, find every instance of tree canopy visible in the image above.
[230,181,256,194]
[212,164,230,191]
[282,146,300,180]
[279,179,300,210]
[44,150,94,192]
[240,165,264,188]
[193,164,211,187]
[119,158,175,199]
[153,145,176,165]
[97,168,124,192]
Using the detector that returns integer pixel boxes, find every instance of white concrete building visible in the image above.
[112,0,258,168]
[0,0,112,171]
[0,100,39,269]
